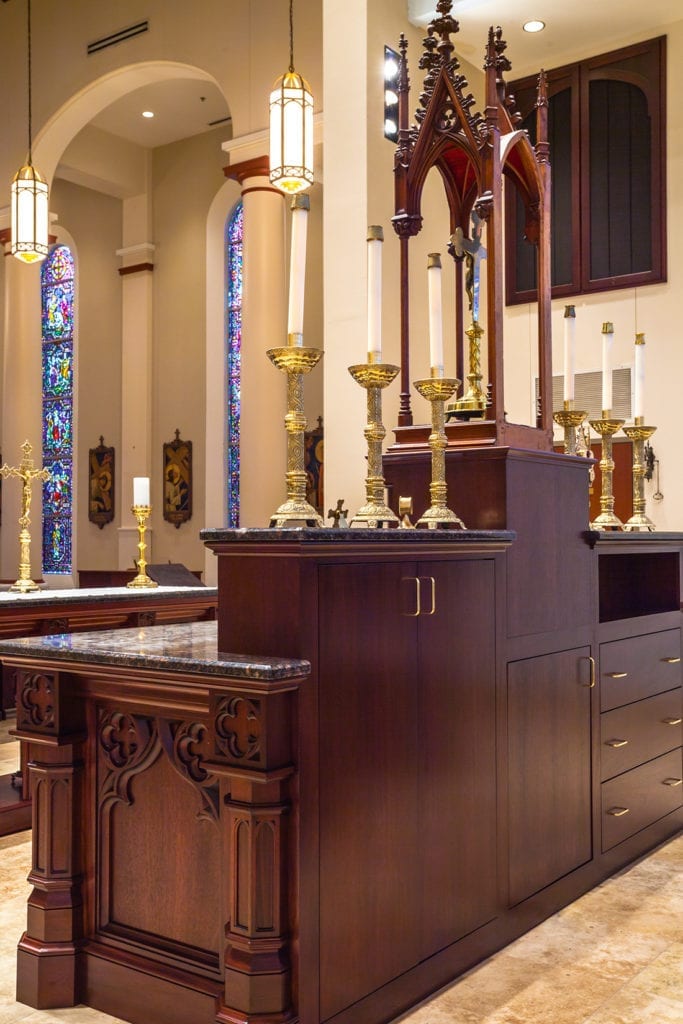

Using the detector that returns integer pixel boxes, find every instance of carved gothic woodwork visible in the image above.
[391,0,552,449]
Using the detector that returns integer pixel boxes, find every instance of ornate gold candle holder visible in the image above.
[347,358,400,528]
[553,400,589,456]
[0,440,49,593]
[588,412,625,530]
[448,321,488,416]
[414,374,466,529]
[622,418,657,532]
[127,505,158,588]
[267,334,324,527]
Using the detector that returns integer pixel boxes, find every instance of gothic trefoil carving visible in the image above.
[19,672,56,731]
[215,695,262,763]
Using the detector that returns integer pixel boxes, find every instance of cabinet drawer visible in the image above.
[601,689,682,781]
[602,748,683,851]
[600,629,681,711]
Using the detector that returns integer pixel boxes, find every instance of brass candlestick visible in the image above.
[0,440,49,593]
[127,505,158,588]
[267,333,324,527]
[553,400,589,455]
[414,374,466,529]
[622,418,657,532]
[588,413,625,530]
[348,358,400,527]
[449,321,488,416]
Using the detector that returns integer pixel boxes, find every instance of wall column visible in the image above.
[224,156,287,528]
[0,227,44,582]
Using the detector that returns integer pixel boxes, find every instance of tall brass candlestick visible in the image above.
[267,334,324,527]
[127,505,158,588]
[588,413,625,530]
[348,358,399,527]
[622,418,657,532]
[553,400,588,456]
[0,441,49,593]
[414,374,466,529]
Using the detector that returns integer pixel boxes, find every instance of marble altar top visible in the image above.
[201,526,515,544]
[0,585,217,607]
[0,620,307,681]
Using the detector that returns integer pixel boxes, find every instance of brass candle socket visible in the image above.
[553,401,589,456]
[267,341,324,527]
[622,420,657,532]
[448,321,488,416]
[348,360,400,528]
[127,505,158,589]
[588,415,625,530]
[414,376,466,529]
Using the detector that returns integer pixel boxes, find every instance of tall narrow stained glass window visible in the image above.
[41,244,74,573]
[226,201,243,527]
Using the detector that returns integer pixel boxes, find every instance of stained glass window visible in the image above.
[41,245,74,573]
[226,201,243,527]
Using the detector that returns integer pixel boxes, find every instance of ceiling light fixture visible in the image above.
[523,19,546,33]
[11,0,49,264]
[142,110,155,118]
[269,0,314,194]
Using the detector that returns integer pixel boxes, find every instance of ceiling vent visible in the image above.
[87,21,149,56]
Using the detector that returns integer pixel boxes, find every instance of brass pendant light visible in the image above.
[269,0,314,194]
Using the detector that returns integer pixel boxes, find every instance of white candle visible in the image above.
[634,333,645,420]
[367,226,383,359]
[133,476,150,507]
[287,194,309,338]
[563,305,576,402]
[601,322,614,413]
[427,253,444,372]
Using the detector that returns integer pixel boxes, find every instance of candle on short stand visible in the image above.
[601,322,614,413]
[427,253,444,374]
[563,305,576,402]
[133,477,150,507]
[287,194,310,342]
[634,333,646,420]
[367,226,383,360]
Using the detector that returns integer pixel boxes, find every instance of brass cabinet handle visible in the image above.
[606,806,630,817]
[402,577,421,617]
[662,717,682,726]
[605,738,628,748]
[661,657,681,664]
[418,576,436,616]
[582,656,596,688]
[605,671,628,678]
[662,778,682,787]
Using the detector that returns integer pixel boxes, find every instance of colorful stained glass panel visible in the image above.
[226,202,243,529]
[42,341,73,396]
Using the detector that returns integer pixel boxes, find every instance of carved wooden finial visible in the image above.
[535,69,550,163]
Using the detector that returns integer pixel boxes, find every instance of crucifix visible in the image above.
[449,208,489,416]
[0,440,50,593]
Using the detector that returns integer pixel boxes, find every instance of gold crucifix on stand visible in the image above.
[0,441,50,593]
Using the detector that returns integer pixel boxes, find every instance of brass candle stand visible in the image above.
[448,321,488,416]
[414,374,466,529]
[127,505,158,589]
[347,358,400,528]
[588,413,625,530]
[553,401,588,456]
[267,333,324,527]
[622,418,657,532]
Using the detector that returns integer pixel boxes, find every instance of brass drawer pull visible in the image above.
[605,671,628,678]
[605,738,628,748]
[661,657,681,664]
[662,778,682,787]
[606,806,630,817]
[402,577,420,617]
[662,717,682,726]
[581,656,596,688]
[419,576,437,616]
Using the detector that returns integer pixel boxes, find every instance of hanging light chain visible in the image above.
[289,0,294,72]
[27,0,33,161]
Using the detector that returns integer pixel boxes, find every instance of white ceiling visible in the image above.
[408,0,680,74]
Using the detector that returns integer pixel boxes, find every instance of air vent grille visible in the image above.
[87,20,149,55]
[536,367,632,429]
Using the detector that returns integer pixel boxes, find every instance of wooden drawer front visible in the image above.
[601,689,683,781]
[600,629,681,711]
[602,748,683,851]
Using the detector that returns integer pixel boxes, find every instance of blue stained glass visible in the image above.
[43,245,74,284]
[42,517,71,571]
[43,401,73,455]
[226,202,243,528]
[42,341,73,396]
[43,460,73,515]
[42,280,75,340]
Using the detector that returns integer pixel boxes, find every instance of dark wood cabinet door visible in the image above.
[318,561,421,1021]
[418,559,497,952]
[507,647,593,905]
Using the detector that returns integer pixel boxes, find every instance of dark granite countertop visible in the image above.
[0,620,308,682]
[0,585,217,607]
[201,526,515,544]
[585,531,683,546]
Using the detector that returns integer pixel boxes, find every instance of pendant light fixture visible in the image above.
[11,0,49,264]
[269,0,314,194]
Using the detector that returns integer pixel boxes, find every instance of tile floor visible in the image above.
[0,713,681,1024]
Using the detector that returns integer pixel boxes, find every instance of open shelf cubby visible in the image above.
[599,551,681,622]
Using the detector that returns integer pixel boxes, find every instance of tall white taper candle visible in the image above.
[367,226,383,359]
[133,477,150,507]
[634,333,645,420]
[427,253,444,373]
[563,305,576,402]
[287,194,310,338]
[601,322,614,413]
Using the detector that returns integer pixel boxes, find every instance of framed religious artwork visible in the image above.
[163,429,192,528]
[88,437,115,529]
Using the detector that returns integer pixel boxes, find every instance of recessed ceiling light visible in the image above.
[523,19,546,33]
[142,110,155,119]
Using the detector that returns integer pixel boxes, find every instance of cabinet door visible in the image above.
[318,561,420,1021]
[418,559,497,953]
[507,648,593,905]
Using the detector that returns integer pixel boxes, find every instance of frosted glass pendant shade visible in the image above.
[11,162,49,263]
[269,70,314,194]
